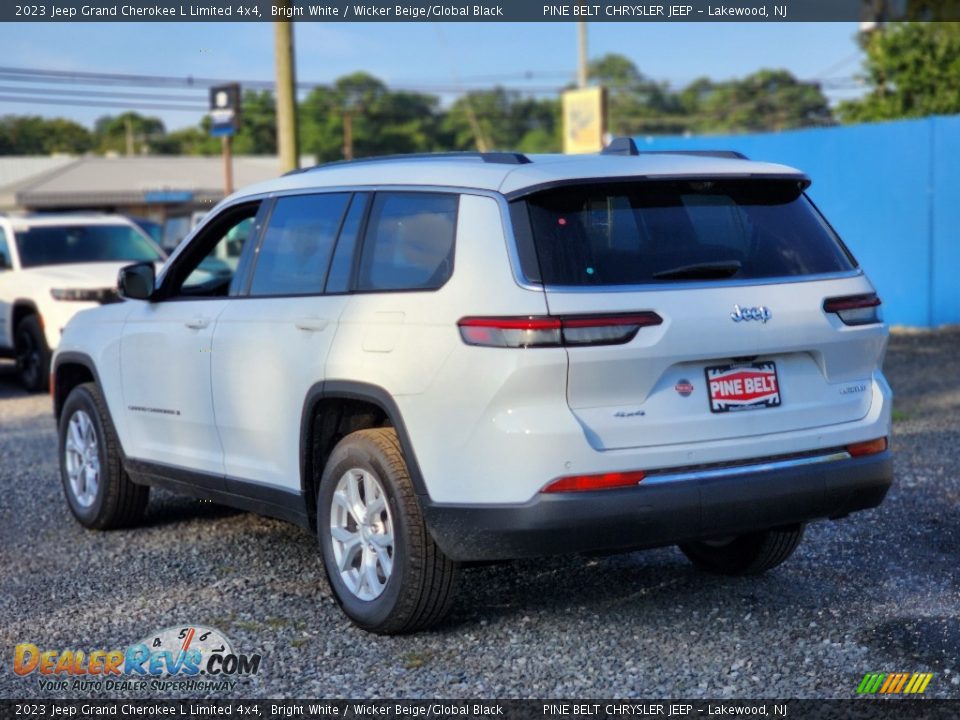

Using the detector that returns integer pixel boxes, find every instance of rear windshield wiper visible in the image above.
[652,260,742,280]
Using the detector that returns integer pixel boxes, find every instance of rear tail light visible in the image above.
[823,293,882,326]
[458,313,662,348]
[542,470,646,493]
[846,437,888,457]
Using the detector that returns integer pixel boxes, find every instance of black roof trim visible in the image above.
[601,136,748,160]
[503,173,812,201]
[286,150,532,176]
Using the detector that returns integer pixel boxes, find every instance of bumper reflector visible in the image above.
[846,437,888,457]
[542,470,646,493]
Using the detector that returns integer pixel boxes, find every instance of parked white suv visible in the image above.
[0,214,165,391]
[52,144,893,633]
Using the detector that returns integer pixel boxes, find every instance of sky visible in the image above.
[0,21,866,131]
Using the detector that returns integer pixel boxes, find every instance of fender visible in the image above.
[299,380,431,502]
[2,299,40,352]
[51,350,102,421]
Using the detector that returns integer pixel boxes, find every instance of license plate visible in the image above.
[705,361,781,413]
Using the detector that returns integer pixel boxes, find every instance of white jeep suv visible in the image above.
[0,214,164,391]
[52,143,893,633]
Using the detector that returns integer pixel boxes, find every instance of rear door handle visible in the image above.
[184,317,210,330]
[295,317,330,332]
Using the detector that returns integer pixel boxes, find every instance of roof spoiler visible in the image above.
[602,137,748,160]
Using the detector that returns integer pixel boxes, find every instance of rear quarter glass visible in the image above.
[511,179,856,286]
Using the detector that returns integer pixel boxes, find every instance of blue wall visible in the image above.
[635,116,960,327]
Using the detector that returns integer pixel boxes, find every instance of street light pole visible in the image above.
[274,9,300,174]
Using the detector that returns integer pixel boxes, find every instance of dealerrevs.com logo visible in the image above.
[13,625,262,693]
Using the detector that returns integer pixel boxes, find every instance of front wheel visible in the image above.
[679,525,805,576]
[317,428,458,634]
[59,382,149,529]
[15,315,51,393]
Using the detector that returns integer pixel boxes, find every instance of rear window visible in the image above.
[512,180,856,286]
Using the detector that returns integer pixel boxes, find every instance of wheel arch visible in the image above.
[300,380,430,527]
[11,299,40,344]
[52,351,101,422]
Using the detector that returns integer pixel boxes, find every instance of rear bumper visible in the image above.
[423,450,892,562]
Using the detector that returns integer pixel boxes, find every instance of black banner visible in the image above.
[6,0,960,23]
[1,700,958,720]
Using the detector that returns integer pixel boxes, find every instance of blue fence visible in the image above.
[635,116,960,327]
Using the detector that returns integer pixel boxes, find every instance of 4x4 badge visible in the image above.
[731,304,772,323]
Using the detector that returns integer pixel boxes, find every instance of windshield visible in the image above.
[14,224,163,268]
[512,180,856,286]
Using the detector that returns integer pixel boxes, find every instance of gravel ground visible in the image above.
[1,329,958,700]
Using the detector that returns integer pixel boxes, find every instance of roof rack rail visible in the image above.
[601,137,748,160]
[287,150,532,176]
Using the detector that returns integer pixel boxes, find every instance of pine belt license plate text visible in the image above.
[705,361,781,413]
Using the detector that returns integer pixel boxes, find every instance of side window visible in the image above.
[325,193,368,294]
[357,193,458,292]
[0,227,10,270]
[248,193,350,297]
[162,203,261,298]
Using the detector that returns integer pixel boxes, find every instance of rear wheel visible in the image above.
[317,428,458,634]
[59,382,149,529]
[15,315,50,393]
[679,524,804,575]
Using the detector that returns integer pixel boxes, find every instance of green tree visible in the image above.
[300,72,442,161]
[837,23,960,122]
[0,116,92,155]
[93,112,166,154]
[691,69,833,132]
[151,125,220,155]
[233,90,277,155]
[442,89,560,152]
[587,53,688,135]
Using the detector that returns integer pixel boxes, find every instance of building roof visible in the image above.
[11,156,293,209]
[0,156,80,209]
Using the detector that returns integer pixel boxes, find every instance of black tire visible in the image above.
[15,315,51,393]
[679,524,805,576]
[317,428,458,634]
[58,382,149,529]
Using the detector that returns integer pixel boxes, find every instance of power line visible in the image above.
[0,85,208,104]
[0,95,207,112]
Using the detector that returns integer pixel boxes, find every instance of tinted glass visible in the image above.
[0,227,10,269]
[325,193,368,294]
[15,224,162,268]
[248,194,350,297]
[182,216,257,294]
[515,181,855,286]
[358,193,458,292]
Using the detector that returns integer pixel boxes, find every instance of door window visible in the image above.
[248,193,350,297]
[0,227,10,269]
[160,203,262,298]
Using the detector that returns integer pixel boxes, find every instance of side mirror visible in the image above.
[118,262,155,300]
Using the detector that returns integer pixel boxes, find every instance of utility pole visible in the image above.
[342,109,353,161]
[274,8,300,174]
[125,116,134,156]
[222,135,234,195]
[577,16,589,88]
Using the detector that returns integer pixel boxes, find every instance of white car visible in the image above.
[0,214,165,392]
[52,144,893,633]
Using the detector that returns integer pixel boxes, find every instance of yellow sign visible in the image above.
[562,86,607,154]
